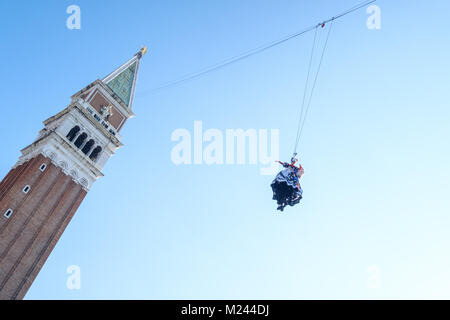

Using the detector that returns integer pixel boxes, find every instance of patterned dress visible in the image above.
[271,161,303,210]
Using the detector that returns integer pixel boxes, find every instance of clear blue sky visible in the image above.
[0,0,449,299]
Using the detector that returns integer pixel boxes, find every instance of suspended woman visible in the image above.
[271,154,304,211]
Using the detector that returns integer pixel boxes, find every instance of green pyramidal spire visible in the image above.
[102,47,147,109]
[106,61,137,106]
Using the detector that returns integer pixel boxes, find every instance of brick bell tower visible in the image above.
[0,47,146,300]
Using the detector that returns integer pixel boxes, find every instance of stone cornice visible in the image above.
[17,131,103,191]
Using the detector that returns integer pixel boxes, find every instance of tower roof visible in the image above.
[102,47,147,109]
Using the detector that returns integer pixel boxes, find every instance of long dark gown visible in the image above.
[271,163,303,211]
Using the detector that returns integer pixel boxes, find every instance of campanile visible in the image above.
[0,48,146,299]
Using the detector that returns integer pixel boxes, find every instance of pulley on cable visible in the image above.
[271,19,334,212]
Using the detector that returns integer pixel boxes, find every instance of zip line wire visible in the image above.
[293,18,334,154]
[144,0,376,94]
[293,26,318,155]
